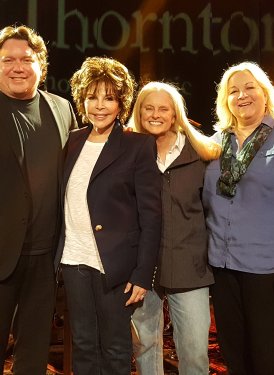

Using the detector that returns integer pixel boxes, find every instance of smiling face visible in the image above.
[84,81,120,136]
[227,70,267,127]
[0,38,42,99]
[140,90,176,136]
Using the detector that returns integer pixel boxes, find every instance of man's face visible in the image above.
[0,38,42,99]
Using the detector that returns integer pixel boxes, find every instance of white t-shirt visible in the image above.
[61,140,105,273]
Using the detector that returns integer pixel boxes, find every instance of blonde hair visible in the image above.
[70,56,136,124]
[0,24,48,84]
[128,81,221,161]
[215,61,274,131]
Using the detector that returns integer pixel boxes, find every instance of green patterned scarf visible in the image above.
[218,124,272,197]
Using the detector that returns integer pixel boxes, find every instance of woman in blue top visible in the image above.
[203,61,274,375]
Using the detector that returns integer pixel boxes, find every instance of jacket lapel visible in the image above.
[89,122,124,183]
[0,93,26,178]
[39,90,68,148]
[63,126,90,188]
[168,136,199,169]
[1,90,68,164]
[64,122,124,190]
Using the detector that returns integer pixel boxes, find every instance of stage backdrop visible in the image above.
[0,0,273,133]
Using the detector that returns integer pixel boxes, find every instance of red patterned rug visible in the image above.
[4,302,227,375]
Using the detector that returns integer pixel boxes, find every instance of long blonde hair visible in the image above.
[128,81,221,161]
[215,61,274,131]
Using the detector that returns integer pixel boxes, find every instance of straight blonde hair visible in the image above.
[128,81,221,161]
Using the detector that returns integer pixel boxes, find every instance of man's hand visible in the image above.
[124,282,147,306]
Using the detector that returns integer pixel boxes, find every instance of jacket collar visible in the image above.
[89,119,123,183]
[64,119,124,186]
[38,90,69,148]
[167,135,200,169]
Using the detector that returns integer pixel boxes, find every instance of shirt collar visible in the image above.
[262,115,274,128]
[170,131,185,153]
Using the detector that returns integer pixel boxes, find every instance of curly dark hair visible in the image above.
[70,56,136,124]
[0,24,48,84]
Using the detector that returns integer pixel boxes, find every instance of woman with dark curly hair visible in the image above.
[54,56,162,375]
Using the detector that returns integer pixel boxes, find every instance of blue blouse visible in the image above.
[202,115,274,274]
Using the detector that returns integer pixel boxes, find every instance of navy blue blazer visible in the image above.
[55,122,162,290]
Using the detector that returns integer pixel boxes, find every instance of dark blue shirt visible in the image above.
[203,116,274,274]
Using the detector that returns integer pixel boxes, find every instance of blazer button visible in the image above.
[95,224,103,231]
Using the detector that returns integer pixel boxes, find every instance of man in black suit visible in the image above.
[0,24,77,375]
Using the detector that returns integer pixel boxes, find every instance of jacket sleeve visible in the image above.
[129,135,162,289]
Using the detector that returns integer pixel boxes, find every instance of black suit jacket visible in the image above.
[55,123,162,290]
[0,90,78,281]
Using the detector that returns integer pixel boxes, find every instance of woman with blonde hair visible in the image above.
[130,81,220,160]
[130,81,220,375]
[203,61,274,374]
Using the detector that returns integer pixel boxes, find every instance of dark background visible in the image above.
[0,0,273,134]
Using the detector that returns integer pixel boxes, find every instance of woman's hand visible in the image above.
[124,282,147,306]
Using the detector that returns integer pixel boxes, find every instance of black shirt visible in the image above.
[8,92,61,255]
